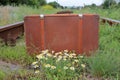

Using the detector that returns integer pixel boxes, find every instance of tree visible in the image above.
[0,0,46,7]
[0,0,9,5]
[91,3,97,7]
[118,2,120,5]
[39,0,46,6]
[102,0,117,9]
[48,1,61,8]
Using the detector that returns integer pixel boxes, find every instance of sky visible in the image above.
[46,0,104,6]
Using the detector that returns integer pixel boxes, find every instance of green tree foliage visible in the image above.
[116,2,120,8]
[48,1,62,8]
[0,0,9,5]
[91,3,97,7]
[0,0,46,7]
[102,0,117,9]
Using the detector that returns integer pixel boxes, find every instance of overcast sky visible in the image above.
[46,0,104,6]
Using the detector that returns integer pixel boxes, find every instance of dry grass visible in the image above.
[0,6,18,26]
[0,5,59,26]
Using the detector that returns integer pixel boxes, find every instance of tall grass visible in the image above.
[0,39,34,65]
[88,51,120,78]
[0,5,120,26]
[87,24,120,78]
[74,7,120,20]
[100,24,120,51]
[0,70,5,80]
[0,5,60,26]
[0,6,16,26]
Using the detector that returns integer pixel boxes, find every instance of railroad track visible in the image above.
[0,21,24,46]
[100,17,120,25]
[0,17,120,46]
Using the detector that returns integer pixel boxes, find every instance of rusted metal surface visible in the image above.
[101,17,120,25]
[0,21,24,46]
[0,14,118,48]
[24,14,99,55]
[82,14,99,54]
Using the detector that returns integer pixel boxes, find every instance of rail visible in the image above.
[100,17,120,25]
[0,21,24,46]
[56,10,73,14]
[0,16,120,46]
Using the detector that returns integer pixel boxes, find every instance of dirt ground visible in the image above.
[0,60,113,80]
[0,60,23,74]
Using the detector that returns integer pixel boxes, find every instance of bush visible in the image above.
[42,5,55,10]
[48,1,62,8]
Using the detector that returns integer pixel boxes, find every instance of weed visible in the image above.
[87,24,120,78]
[0,70,5,80]
[0,38,35,65]
[87,50,120,78]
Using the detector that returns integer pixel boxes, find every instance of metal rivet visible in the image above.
[40,14,44,19]
[78,14,83,17]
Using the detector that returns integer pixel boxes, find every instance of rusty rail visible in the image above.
[0,21,24,46]
[0,16,120,46]
[56,10,73,14]
[101,17,120,25]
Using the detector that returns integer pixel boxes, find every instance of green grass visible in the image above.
[0,70,5,80]
[99,24,120,50]
[0,5,120,26]
[74,7,120,20]
[4,69,40,80]
[87,24,120,79]
[0,5,61,26]
[87,51,120,78]
[0,38,34,65]
[0,5,120,79]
